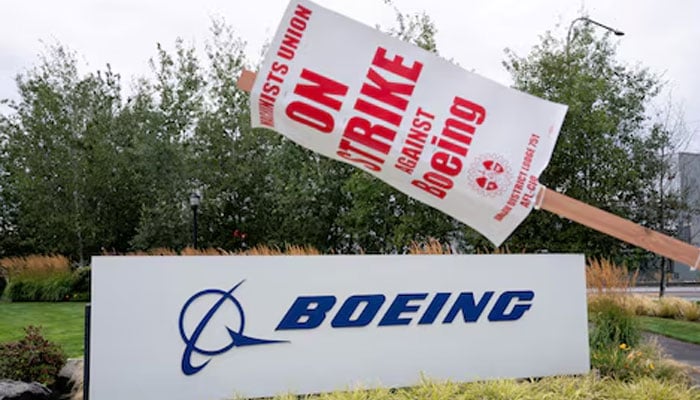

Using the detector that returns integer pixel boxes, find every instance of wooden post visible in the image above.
[536,186,700,268]
[237,70,257,92]
[236,69,700,269]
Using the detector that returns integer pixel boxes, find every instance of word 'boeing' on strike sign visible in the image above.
[277,290,534,330]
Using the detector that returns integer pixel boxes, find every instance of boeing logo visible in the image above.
[178,280,287,376]
[180,281,535,376]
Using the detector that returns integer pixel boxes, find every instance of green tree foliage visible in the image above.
[1,45,131,263]
[129,39,204,250]
[503,24,677,261]
[0,12,687,261]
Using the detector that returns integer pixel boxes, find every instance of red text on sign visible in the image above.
[277,5,313,60]
[494,133,541,221]
[258,3,312,127]
[412,97,486,199]
[285,69,349,133]
[395,107,435,175]
[337,47,424,171]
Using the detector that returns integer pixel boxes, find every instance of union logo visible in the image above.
[467,154,513,197]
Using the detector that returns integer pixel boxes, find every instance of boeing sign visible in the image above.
[179,284,535,375]
[91,254,589,400]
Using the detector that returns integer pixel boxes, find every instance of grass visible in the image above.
[265,375,699,400]
[0,302,86,357]
[586,258,637,293]
[639,316,700,345]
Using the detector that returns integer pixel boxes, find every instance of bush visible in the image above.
[2,256,91,302]
[587,296,691,384]
[0,326,67,385]
[0,274,6,299]
[586,258,637,293]
[0,255,70,279]
[7,273,74,302]
[656,297,700,321]
[2,255,75,302]
[594,294,700,322]
[591,340,691,384]
[69,267,91,301]
[589,295,641,350]
[616,294,659,316]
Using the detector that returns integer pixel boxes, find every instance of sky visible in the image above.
[1,0,698,151]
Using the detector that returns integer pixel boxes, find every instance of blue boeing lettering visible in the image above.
[379,293,427,326]
[418,292,450,324]
[332,295,385,327]
[275,290,534,330]
[275,296,336,330]
[488,290,534,321]
[443,291,494,323]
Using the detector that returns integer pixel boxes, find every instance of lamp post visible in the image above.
[566,17,624,60]
[189,192,201,249]
[564,17,624,195]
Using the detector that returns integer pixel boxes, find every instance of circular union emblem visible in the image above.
[467,154,513,197]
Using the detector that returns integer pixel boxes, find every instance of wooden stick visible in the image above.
[237,70,257,92]
[537,186,700,268]
[236,70,700,268]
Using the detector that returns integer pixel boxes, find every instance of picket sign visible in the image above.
[237,0,700,269]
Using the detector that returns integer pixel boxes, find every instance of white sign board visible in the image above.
[250,0,568,245]
[90,255,589,399]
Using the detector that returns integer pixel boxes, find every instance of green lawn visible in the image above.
[0,302,86,357]
[638,316,700,345]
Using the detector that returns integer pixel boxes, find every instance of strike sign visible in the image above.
[244,0,700,268]
[249,0,567,246]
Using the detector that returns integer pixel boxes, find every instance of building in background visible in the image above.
[672,152,700,281]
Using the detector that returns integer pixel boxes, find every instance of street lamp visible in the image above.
[189,192,201,249]
[564,17,625,195]
[566,17,624,60]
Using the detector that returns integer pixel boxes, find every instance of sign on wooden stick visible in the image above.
[238,0,700,269]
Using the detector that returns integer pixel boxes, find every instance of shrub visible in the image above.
[0,326,67,385]
[2,255,74,302]
[70,267,91,301]
[591,339,691,384]
[0,274,6,299]
[616,294,659,316]
[408,238,453,254]
[0,255,70,279]
[589,295,641,350]
[1,255,93,302]
[586,258,637,293]
[589,294,700,322]
[7,273,74,302]
[657,297,700,321]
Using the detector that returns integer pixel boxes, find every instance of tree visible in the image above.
[0,44,131,262]
[129,39,204,250]
[502,23,682,262]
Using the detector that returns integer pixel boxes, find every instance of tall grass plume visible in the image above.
[586,258,637,293]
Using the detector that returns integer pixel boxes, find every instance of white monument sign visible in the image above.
[90,255,589,399]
